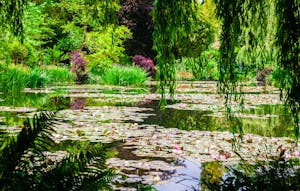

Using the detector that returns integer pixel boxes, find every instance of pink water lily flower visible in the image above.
[173,146,183,154]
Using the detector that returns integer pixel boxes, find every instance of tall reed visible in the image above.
[101,66,147,86]
[0,64,28,92]
[0,64,73,92]
[42,65,73,84]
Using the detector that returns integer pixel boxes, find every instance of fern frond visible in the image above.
[0,112,55,190]
[39,144,114,191]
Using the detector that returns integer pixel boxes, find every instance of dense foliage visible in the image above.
[0,0,133,89]
[1,0,300,189]
[0,0,28,40]
[274,0,300,138]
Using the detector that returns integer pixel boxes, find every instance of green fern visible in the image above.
[0,112,114,191]
[38,144,114,191]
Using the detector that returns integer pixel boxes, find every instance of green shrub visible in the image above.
[7,40,29,65]
[86,54,113,75]
[5,40,38,67]
[86,72,102,84]
[101,66,147,86]
[268,67,290,88]
[41,46,65,65]
[57,23,83,52]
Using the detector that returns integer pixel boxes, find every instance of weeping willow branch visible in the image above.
[0,0,28,41]
[153,0,197,107]
[215,0,271,108]
[84,0,120,26]
[213,0,243,111]
[215,0,300,139]
[275,0,300,139]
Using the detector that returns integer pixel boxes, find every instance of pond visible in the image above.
[0,81,299,190]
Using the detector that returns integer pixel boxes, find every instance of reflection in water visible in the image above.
[43,96,71,110]
[70,97,86,110]
[155,159,201,191]
[200,158,300,191]
[0,112,25,127]
[133,100,294,137]
[200,161,225,191]
[0,92,47,107]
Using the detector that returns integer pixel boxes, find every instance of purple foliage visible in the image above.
[70,51,86,72]
[118,0,155,59]
[132,55,156,77]
[69,50,88,83]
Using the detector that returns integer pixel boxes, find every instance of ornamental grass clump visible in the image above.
[26,68,47,88]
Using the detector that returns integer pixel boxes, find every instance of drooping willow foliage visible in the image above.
[214,0,300,138]
[84,0,120,26]
[0,0,28,41]
[213,0,243,110]
[212,0,271,110]
[274,0,300,138]
[152,0,197,106]
[152,0,299,138]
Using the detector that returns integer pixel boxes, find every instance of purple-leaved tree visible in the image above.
[69,50,88,83]
[132,54,156,77]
